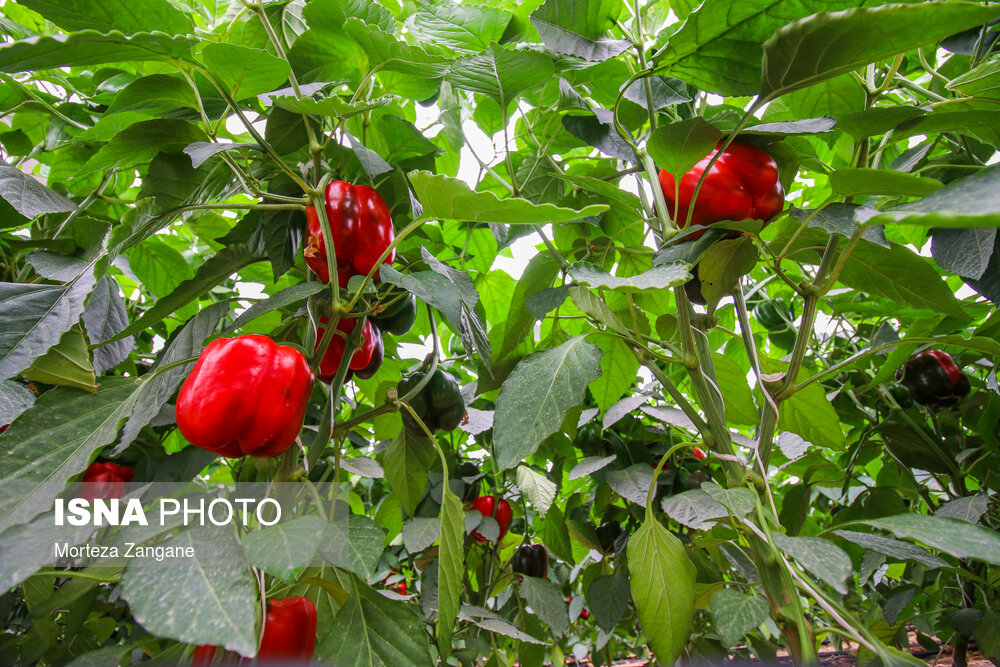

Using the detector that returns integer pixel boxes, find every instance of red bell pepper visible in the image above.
[469,496,513,543]
[658,141,784,239]
[191,645,217,666]
[176,335,315,458]
[257,596,317,664]
[315,317,382,383]
[303,181,395,287]
[81,461,133,502]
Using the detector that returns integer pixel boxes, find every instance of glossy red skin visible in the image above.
[176,336,315,458]
[315,317,378,382]
[382,570,407,595]
[470,496,513,543]
[191,645,217,667]
[81,461,133,502]
[691,447,707,461]
[925,349,963,385]
[0,424,8,433]
[303,181,395,286]
[658,142,784,240]
[257,597,317,664]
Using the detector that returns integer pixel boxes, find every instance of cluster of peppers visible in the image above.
[191,596,316,665]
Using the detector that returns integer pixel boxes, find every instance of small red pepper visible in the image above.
[658,141,784,239]
[257,596,317,664]
[81,461,133,502]
[382,570,407,595]
[316,317,382,383]
[303,181,395,287]
[176,335,315,458]
[469,496,513,543]
[691,447,706,461]
[0,424,8,433]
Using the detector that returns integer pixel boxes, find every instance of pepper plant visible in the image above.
[1,0,1000,665]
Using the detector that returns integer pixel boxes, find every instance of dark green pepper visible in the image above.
[575,422,602,455]
[372,290,417,336]
[754,301,786,330]
[886,382,913,410]
[595,521,623,555]
[398,368,465,434]
[511,543,549,579]
[456,460,481,503]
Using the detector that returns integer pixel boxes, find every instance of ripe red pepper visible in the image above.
[176,335,315,458]
[382,570,407,595]
[303,181,395,287]
[898,349,971,408]
[191,645,217,667]
[315,317,382,382]
[470,496,513,543]
[691,447,706,461]
[0,424,8,433]
[257,596,317,664]
[658,141,784,239]
[81,461,133,502]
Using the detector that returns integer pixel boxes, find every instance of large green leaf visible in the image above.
[0,164,75,219]
[494,337,603,470]
[862,513,1000,565]
[22,324,97,393]
[409,171,607,225]
[121,524,258,657]
[317,577,434,666]
[568,262,691,293]
[529,0,628,62]
[760,2,1000,99]
[628,516,696,664]
[201,43,291,101]
[447,44,553,112]
[382,431,436,515]
[17,0,193,35]
[436,487,465,660]
[0,30,196,72]
[76,119,207,179]
[710,589,770,647]
[865,166,1000,229]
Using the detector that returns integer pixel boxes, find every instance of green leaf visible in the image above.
[0,266,96,381]
[589,337,639,414]
[0,30,196,73]
[121,524,257,657]
[315,580,433,667]
[494,337,603,470]
[0,380,34,425]
[701,483,756,517]
[712,353,757,426]
[223,282,326,335]
[105,74,200,115]
[0,377,142,532]
[947,59,1000,99]
[382,431,436,515]
[568,285,628,334]
[497,253,561,362]
[832,530,947,569]
[0,164,75,218]
[22,324,97,393]
[271,94,392,120]
[76,119,207,179]
[127,238,195,298]
[401,517,440,553]
[628,516,696,665]
[101,245,263,346]
[647,118,721,182]
[606,464,654,506]
[829,169,942,199]
[447,44,553,112]
[864,166,1000,229]
[520,575,570,636]
[862,513,1000,565]
[711,589,770,647]
[319,515,386,579]
[17,0,193,36]
[698,237,759,311]
[836,242,969,320]
[771,533,852,594]
[568,262,691,293]
[515,466,557,517]
[587,570,629,634]
[779,381,846,450]
[410,171,607,225]
[529,0,629,62]
[83,275,134,374]
[760,2,1000,99]
[242,516,327,579]
[408,4,511,54]
[661,489,728,530]
[436,487,465,661]
[201,43,290,101]
[0,511,94,589]
[342,18,452,80]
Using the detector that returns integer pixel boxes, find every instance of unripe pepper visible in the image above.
[658,141,785,239]
[372,290,417,336]
[897,349,970,408]
[303,181,395,287]
[315,317,382,382]
[257,596,317,664]
[397,368,465,434]
[596,521,623,555]
[176,335,314,458]
[81,461,133,502]
[470,496,513,543]
[511,543,549,579]
[574,422,603,455]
